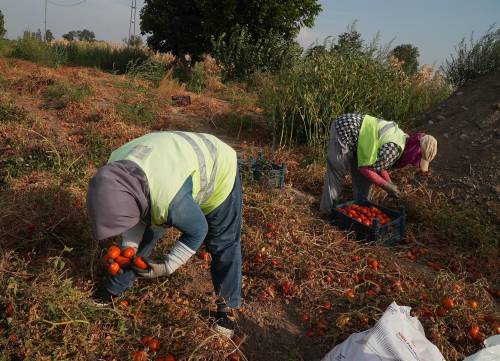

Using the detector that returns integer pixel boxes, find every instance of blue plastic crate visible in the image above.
[238,153,286,188]
[331,200,405,245]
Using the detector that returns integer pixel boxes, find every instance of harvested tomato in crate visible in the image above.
[331,200,405,244]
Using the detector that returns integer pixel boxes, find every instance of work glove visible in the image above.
[132,257,168,279]
[381,182,401,199]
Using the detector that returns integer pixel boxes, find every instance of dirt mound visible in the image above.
[417,71,500,210]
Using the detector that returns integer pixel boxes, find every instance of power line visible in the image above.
[48,0,87,7]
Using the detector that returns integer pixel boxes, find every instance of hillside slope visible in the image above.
[417,72,500,215]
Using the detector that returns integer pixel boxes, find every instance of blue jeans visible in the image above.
[106,173,242,309]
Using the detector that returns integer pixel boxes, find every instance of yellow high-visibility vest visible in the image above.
[109,131,237,226]
[357,115,408,167]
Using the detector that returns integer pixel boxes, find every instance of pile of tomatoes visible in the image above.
[337,204,392,227]
[103,245,149,276]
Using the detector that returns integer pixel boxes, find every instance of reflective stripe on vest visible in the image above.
[172,131,218,206]
[378,121,396,138]
[193,133,219,205]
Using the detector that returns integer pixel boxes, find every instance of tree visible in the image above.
[62,31,78,41]
[391,44,420,75]
[77,29,95,42]
[62,29,95,42]
[140,0,321,58]
[45,29,54,42]
[332,24,364,56]
[0,10,6,39]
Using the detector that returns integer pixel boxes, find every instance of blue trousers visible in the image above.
[106,173,242,309]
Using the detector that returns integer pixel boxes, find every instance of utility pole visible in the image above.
[44,0,48,41]
[128,0,137,47]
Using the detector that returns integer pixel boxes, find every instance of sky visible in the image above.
[1,0,499,66]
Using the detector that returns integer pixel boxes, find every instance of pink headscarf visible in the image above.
[395,133,424,169]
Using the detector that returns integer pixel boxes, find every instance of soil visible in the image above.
[416,71,500,220]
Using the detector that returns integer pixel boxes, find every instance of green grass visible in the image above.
[0,146,58,186]
[83,129,113,166]
[116,102,155,126]
[0,98,26,122]
[259,51,451,148]
[43,82,93,109]
[9,31,66,67]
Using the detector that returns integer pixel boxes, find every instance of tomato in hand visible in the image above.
[106,246,121,260]
[108,262,121,276]
[121,247,136,259]
[134,256,150,270]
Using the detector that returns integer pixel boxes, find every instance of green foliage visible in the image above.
[45,29,55,42]
[0,146,58,183]
[140,0,321,59]
[43,82,93,109]
[116,102,155,125]
[391,44,420,76]
[441,25,500,87]
[54,41,150,73]
[84,128,112,165]
[186,61,207,93]
[211,25,302,80]
[260,50,450,148]
[333,27,364,56]
[0,98,26,122]
[0,10,6,39]
[10,31,67,67]
[126,57,170,86]
[62,29,96,42]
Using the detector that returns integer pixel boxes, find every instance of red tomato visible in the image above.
[469,325,481,340]
[368,259,379,271]
[322,302,332,310]
[141,336,152,345]
[134,256,150,270]
[301,313,310,321]
[467,300,478,310]
[306,329,315,337]
[115,255,132,268]
[134,351,147,361]
[148,338,161,351]
[108,262,121,276]
[198,250,210,261]
[346,289,356,300]
[121,247,136,259]
[106,246,121,260]
[442,297,455,310]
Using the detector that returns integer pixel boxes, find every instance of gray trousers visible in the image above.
[319,122,372,214]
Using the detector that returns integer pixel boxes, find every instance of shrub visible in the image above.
[441,25,500,87]
[126,57,170,86]
[10,31,66,67]
[260,51,450,148]
[116,102,155,125]
[0,97,26,122]
[211,25,302,80]
[43,82,93,109]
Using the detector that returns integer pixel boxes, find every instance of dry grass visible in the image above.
[0,59,498,361]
